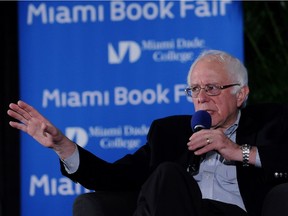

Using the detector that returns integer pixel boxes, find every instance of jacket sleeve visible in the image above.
[60,115,192,191]
[60,140,151,191]
[256,104,288,182]
[236,104,288,216]
[237,103,288,182]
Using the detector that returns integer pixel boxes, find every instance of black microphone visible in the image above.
[187,110,211,175]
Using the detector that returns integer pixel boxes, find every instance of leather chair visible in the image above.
[262,182,288,216]
[73,191,138,216]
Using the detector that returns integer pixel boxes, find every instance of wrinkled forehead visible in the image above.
[195,54,233,69]
[191,57,231,81]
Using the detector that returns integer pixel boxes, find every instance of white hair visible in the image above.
[187,50,248,91]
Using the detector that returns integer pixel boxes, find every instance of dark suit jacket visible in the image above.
[62,103,288,216]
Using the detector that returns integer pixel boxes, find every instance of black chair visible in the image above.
[73,191,138,216]
[262,183,288,216]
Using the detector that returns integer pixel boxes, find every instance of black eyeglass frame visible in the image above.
[185,83,241,97]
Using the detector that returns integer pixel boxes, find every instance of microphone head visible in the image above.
[191,110,212,132]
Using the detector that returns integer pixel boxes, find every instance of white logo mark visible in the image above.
[108,41,141,64]
[65,127,88,148]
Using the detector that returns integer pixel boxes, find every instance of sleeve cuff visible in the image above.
[61,145,80,174]
[255,147,262,168]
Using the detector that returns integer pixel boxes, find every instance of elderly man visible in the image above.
[7,50,288,216]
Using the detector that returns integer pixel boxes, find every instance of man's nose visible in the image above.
[196,89,210,103]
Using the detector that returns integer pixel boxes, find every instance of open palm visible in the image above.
[7,100,64,148]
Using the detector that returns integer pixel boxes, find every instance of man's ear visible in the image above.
[236,86,249,108]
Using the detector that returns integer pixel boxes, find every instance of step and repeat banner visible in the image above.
[18,1,243,215]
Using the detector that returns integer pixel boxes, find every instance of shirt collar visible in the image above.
[224,110,241,137]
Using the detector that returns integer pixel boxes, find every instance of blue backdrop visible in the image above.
[18,1,243,215]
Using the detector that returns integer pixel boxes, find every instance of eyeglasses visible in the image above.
[185,83,240,98]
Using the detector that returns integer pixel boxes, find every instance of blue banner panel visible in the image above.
[18,1,243,215]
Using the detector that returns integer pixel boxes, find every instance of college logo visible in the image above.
[65,127,89,148]
[108,41,141,64]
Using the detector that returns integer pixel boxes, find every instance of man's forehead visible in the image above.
[191,61,230,83]
[192,60,228,75]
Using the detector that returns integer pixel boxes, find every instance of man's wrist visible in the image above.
[54,137,77,160]
[61,145,79,174]
[240,144,252,167]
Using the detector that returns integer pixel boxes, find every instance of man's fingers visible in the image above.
[7,109,28,125]
[18,100,45,121]
[9,102,32,122]
[9,121,27,133]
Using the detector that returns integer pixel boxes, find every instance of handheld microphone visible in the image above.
[187,110,211,175]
